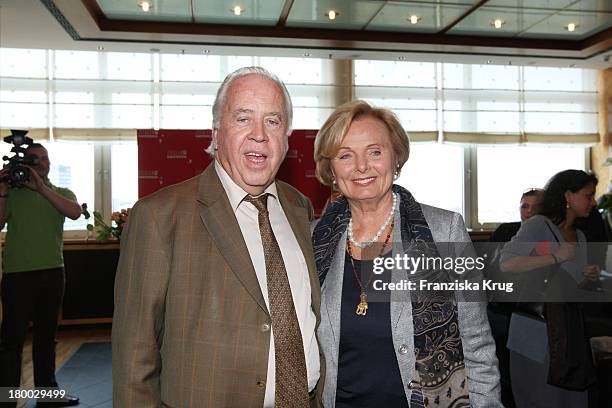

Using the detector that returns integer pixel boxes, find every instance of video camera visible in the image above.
[1,129,39,187]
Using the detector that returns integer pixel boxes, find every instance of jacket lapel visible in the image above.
[196,165,268,314]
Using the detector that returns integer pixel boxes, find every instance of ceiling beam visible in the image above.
[277,0,295,27]
[81,0,105,28]
[361,1,387,31]
[93,18,585,52]
[438,0,490,35]
[76,0,610,59]
[579,26,612,58]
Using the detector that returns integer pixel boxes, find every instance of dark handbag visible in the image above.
[546,302,597,390]
[513,267,552,320]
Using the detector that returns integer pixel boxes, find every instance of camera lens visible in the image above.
[9,165,30,184]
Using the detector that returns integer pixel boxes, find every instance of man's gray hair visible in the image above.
[206,66,293,156]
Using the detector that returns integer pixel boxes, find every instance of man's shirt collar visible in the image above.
[214,160,278,212]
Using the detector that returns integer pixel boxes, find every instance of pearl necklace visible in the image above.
[348,192,397,249]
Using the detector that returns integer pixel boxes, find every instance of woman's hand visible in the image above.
[553,242,576,263]
[583,264,601,282]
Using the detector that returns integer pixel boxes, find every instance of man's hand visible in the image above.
[22,165,45,192]
[0,168,10,196]
[0,168,9,228]
[14,165,82,220]
[583,264,601,282]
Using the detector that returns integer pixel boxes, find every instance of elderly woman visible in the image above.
[312,100,501,407]
[500,169,600,407]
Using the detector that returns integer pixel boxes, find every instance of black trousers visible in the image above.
[0,268,65,389]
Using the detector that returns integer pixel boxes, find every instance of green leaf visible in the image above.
[96,228,112,243]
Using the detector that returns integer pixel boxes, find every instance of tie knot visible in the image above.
[245,193,269,214]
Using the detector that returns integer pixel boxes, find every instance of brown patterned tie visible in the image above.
[245,194,310,408]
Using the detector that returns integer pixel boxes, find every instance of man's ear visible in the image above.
[211,128,219,150]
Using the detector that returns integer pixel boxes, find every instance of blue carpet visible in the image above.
[25,342,112,408]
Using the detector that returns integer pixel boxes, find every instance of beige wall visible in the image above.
[592,68,612,198]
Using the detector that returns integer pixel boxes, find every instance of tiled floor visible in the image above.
[24,343,111,408]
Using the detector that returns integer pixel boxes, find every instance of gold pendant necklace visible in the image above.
[346,220,394,317]
[356,292,368,315]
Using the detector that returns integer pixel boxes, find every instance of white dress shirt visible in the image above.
[215,161,320,407]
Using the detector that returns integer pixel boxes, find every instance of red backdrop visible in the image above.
[137,129,330,215]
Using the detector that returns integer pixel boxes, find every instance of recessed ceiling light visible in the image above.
[139,1,152,12]
[566,22,578,32]
[408,15,421,25]
[232,6,243,16]
[327,10,338,20]
[491,19,504,29]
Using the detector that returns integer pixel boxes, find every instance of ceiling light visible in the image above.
[232,6,243,16]
[303,52,311,57]
[408,15,420,25]
[491,19,504,29]
[97,46,104,51]
[139,1,151,12]
[566,22,577,32]
[327,10,338,20]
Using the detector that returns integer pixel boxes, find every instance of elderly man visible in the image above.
[112,67,322,408]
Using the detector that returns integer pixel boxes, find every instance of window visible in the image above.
[111,142,138,212]
[397,143,464,216]
[476,145,587,225]
[354,60,438,131]
[354,59,595,227]
[46,142,95,230]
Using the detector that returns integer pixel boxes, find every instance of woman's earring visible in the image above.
[566,203,570,209]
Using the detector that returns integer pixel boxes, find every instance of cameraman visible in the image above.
[0,143,81,407]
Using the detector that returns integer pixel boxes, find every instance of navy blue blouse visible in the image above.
[336,251,409,408]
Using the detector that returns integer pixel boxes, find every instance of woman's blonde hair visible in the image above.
[314,100,410,187]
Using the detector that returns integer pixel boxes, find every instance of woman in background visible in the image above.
[312,100,501,407]
[500,169,600,407]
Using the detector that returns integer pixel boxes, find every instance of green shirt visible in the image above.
[3,181,76,273]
